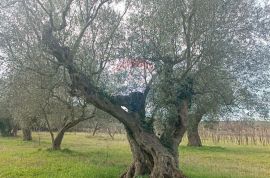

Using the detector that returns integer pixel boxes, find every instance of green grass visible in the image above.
[0,132,269,178]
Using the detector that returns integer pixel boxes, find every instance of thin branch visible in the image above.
[42,107,55,142]
[71,0,109,57]
[36,0,50,15]
[56,0,74,31]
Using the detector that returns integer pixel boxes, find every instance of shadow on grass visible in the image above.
[45,148,75,154]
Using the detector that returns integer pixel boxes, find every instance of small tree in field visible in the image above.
[8,71,42,141]
[43,94,96,150]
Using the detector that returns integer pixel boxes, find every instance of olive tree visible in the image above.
[0,0,268,177]
[186,68,234,146]
[7,70,43,141]
[42,88,96,150]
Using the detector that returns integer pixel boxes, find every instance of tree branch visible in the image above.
[70,0,109,57]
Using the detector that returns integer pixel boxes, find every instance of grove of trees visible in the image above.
[0,0,269,178]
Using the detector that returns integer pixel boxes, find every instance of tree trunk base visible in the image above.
[121,131,152,178]
[22,128,32,141]
[52,144,61,150]
[120,161,149,178]
[150,155,187,178]
[187,141,202,147]
[121,156,187,178]
[122,130,187,178]
[51,131,65,150]
[187,129,202,147]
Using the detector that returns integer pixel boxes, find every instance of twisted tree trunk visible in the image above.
[120,131,152,178]
[122,100,189,178]
[134,130,186,178]
[121,127,186,178]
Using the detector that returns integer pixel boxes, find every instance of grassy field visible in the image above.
[0,132,269,178]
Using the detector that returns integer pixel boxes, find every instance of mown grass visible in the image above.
[0,132,269,178]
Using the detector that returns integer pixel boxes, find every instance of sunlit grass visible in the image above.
[0,132,269,178]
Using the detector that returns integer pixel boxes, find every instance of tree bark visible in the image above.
[160,99,189,167]
[121,130,152,178]
[22,128,32,141]
[52,131,64,150]
[122,101,189,178]
[187,114,203,147]
[136,131,186,178]
[122,128,186,178]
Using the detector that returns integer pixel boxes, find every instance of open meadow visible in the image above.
[0,132,269,178]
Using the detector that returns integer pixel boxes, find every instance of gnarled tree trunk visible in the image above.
[121,127,186,178]
[134,130,186,178]
[121,100,189,178]
[22,128,32,141]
